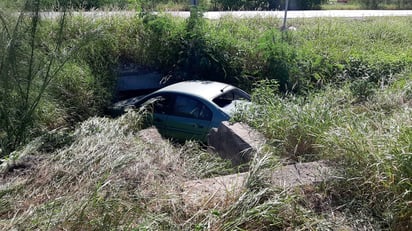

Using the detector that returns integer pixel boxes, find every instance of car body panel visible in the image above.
[165,115,211,141]
[150,113,169,134]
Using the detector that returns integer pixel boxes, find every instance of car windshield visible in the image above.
[212,89,250,108]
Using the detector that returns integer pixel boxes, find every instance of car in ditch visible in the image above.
[110,80,251,141]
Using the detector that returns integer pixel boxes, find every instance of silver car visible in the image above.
[110,80,251,141]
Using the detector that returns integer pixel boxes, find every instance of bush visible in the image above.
[0,0,71,157]
[213,0,326,10]
[258,30,298,92]
[349,78,377,102]
[138,14,185,72]
[174,8,244,83]
[42,0,130,10]
[49,62,98,125]
[64,16,128,113]
[358,0,380,9]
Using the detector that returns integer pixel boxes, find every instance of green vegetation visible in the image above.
[236,76,412,229]
[2,0,411,10]
[0,0,72,157]
[0,3,411,230]
[323,0,412,10]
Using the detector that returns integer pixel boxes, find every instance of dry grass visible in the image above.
[0,109,354,230]
[0,110,235,230]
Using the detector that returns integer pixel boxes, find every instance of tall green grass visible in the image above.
[0,1,72,157]
[235,70,412,229]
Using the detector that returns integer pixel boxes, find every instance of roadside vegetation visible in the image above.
[0,1,411,230]
[1,0,412,10]
[323,0,412,10]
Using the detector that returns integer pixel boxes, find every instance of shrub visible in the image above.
[175,8,244,84]
[349,78,376,102]
[49,62,98,125]
[257,30,298,92]
[64,16,127,113]
[213,0,326,10]
[138,14,185,73]
[0,0,70,157]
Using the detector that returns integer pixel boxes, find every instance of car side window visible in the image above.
[173,95,212,121]
[212,89,251,107]
[142,94,173,114]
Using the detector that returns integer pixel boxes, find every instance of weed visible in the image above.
[349,78,377,102]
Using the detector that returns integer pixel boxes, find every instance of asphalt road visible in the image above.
[42,10,412,20]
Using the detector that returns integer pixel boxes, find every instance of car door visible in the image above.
[165,94,212,141]
[141,93,173,133]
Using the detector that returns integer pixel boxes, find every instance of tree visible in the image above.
[213,0,325,10]
[360,0,379,9]
[0,0,70,158]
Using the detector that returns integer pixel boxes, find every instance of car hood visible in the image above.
[107,95,147,117]
[111,95,146,109]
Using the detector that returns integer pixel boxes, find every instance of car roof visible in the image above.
[156,81,237,100]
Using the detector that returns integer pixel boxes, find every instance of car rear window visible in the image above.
[212,89,250,108]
